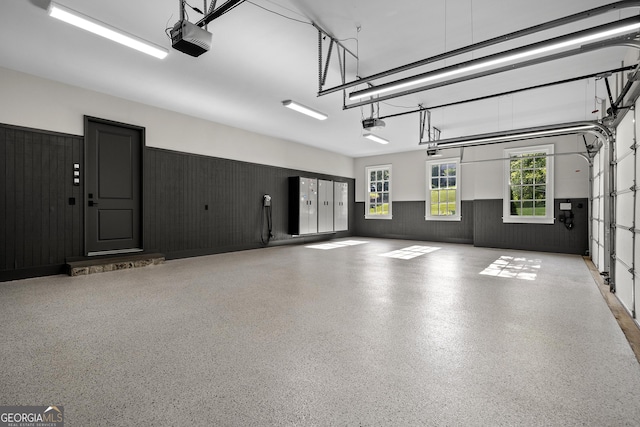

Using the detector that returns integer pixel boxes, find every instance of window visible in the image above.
[426,158,461,221]
[503,145,554,224]
[365,165,392,219]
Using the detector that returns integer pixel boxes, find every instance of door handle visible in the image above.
[88,201,98,206]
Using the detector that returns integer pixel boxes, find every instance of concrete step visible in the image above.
[66,253,165,276]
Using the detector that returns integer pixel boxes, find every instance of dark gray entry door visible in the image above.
[86,118,142,254]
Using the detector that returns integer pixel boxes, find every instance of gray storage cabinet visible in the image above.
[318,179,334,233]
[334,181,349,231]
[289,177,318,235]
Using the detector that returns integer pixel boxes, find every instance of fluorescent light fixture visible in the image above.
[282,100,328,120]
[425,124,597,148]
[363,133,390,144]
[350,18,640,100]
[48,1,169,59]
[452,125,596,145]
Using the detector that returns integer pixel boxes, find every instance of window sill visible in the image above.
[365,215,393,220]
[502,216,554,224]
[425,216,461,222]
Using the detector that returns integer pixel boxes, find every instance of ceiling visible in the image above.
[0,0,638,158]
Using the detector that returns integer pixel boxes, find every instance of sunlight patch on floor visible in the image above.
[379,245,441,260]
[305,240,369,250]
[480,255,542,281]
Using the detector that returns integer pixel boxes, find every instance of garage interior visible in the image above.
[1,0,640,425]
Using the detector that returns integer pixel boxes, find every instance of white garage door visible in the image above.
[613,108,637,321]
[591,149,606,272]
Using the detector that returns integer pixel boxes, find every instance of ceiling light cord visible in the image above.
[184,1,204,14]
[165,14,175,39]
[470,0,475,56]
[356,25,361,79]
[443,0,448,64]
[246,1,311,25]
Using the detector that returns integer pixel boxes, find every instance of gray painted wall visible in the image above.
[355,199,589,255]
[473,198,589,255]
[0,124,355,281]
[144,147,355,259]
[354,201,474,245]
[0,125,84,279]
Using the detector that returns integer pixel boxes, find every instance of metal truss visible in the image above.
[317,1,640,106]
[419,108,441,144]
[314,23,358,106]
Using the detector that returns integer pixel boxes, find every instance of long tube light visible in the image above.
[48,2,169,59]
[420,123,603,148]
[377,65,636,121]
[282,100,328,120]
[319,1,640,96]
[363,133,390,144]
[350,17,640,100]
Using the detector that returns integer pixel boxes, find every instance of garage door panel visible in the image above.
[590,148,607,273]
[617,228,633,267]
[615,260,634,315]
[597,152,604,171]
[591,244,599,269]
[617,114,634,158]
[636,232,640,271]
[636,275,640,319]
[636,254,640,316]
[617,192,634,227]
[617,155,635,189]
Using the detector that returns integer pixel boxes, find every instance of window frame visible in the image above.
[503,144,554,224]
[365,164,392,220]
[425,157,461,221]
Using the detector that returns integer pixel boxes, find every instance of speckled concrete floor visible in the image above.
[1,238,640,426]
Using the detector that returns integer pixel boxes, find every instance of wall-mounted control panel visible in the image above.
[73,163,80,186]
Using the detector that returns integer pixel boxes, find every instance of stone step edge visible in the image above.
[68,257,165,276]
